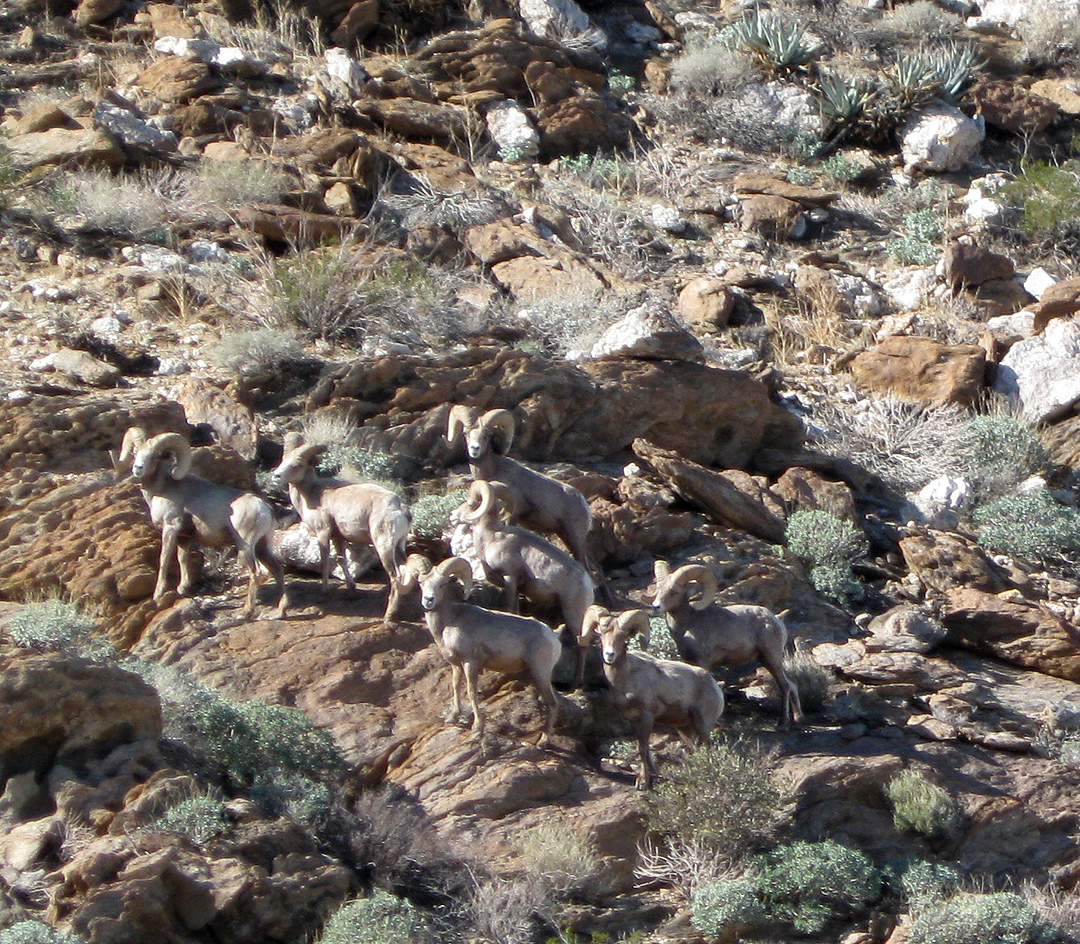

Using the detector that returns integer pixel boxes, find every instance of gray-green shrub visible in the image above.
[885,769,959,839]
[974,491,1080,561]
[756,839,882,934]
[409,490,467,540]
[153,794,229,843]
[0,922,87,944]
[966,412,1048,497]
[785,652,831,714]
[316,890,431,944]
[785,510,866,601]
[894,858,962,907]
[692,879,766,938]
[645,737,785,863]
[515,822,602,899]
[213,328,310,378]
[908,891,1057,944]
[8,600,115,661]
[250,769,333,826]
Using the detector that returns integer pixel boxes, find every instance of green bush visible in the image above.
[250,769,333,826]
[0,922,86,944]
[1003,161,1080,245]
[317,890,431,944]
[756,839,882,934]
[645,737,785,862]
[821,153,864,184]
[885,769,959,839]
[669,41,757,94]
[8,600,114,660]
[974,491,1080,561]
[319,445,402,488]
[692,879,766,937]
[153,794,229,843]
[908,891,1056,944]
[785,510,866,602]
[410,490,467,540]
[785,652,831,714]
[892,858,962,907]
[966,412,1048,497]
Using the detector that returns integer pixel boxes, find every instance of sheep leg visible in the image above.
[256,539,289,619]
[532,673,558,746]
[464,661,484,736]
[235,537,262,619]
[446,663,465,723]
[318,533,334,590]
[634,715,657,791]
[336,537,355,590]
[374,541,401,622]
[571,640,586,691]
[765,656,804,726]
[154,525,181,600]
[501,575,519,614]
[177,541,201,596]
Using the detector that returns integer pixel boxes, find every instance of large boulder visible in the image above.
[849,335,986,408]
[900,103,984,173]
[588,303,703,362]
[993,319,1080,422]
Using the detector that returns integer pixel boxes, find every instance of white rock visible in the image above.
[625,20,662,44]
[968,0,1080,30]
[900,103,985,173]
[917,475,973,511]
[30,353,56,371]
[589,302,703,362]
[964,196,1006,226]
[834,273,886,317]
[90,314,126,336]
[139,247,185,273]
[211,45,266,76]
[1018,475,1049,492]
[985,309,1035,339]
[1024,267,1057,299]
[883,268,937,310]
[993,319,1080,422]
[93,102,177,151]
[485,100,540,161]
[153,36,219,58]
[729,81,827,139]
[518,0,603,46]
[187,240,230,264]
[154,357,191,376]
[7,390,32,403]
[324,47,366,95]
[651,204,687,233]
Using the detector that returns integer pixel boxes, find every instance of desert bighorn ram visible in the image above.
[584,605,724,790]
[446,406,595,574]
[403,555,562,743]
[462,480,595,687]
[650,561,802,725]
[117,426,287,618]
[271,433,411,621]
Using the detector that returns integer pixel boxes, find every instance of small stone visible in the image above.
[651,204,687,233]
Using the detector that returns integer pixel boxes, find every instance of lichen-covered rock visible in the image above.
[849,335,986,408]
[900,103,984,173]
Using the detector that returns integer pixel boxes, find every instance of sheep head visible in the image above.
[399,553,433,593]
[420,556,473,610]
[447,406,515,459]
[133,432,192,482]
[598,609,651,666]
[462,480,516,523]
[114,426,148,474]
[272,441,327,487]
[651,562,717,613]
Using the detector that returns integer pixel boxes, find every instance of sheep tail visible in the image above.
[776,608,795,656]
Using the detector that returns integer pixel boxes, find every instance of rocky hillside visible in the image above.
[3,0,1080,941]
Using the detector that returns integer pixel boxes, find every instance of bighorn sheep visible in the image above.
[446,406,595,573]
[270,434,411,621]
[117,427,287,619]
[650,561,803,725]
[462,480,595,687]
[403,555,562,743]
[584,605,724,790]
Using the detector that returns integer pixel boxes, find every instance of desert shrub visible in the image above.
[785,652,831,714]
[973,491,1080,561]
[1003,161,1080,248]
[635,834,734,896]
[670,41,758,93]
[555,153,635,195]
[888,208,944,266]
[1015,5,1080,68]
[785,510,866,601]
[250,769,333,827]
[966,411,1048,497]
[645,737,786,864]
[317,890,432,944]
[908,891,1057,944]
[514,297,623,355]
[410,490,467,540]
[153,794,229,843]
[213,328,310,378]
[515,822,603,899]
[469,874,548,944]
[821,153,863,185]
[885,0,962,43]
[756,839,882,934]
[893,858,963,907]
[608,70,635,94]
[318,444,402,487]
[189,158,291,210]
[0,141,19,206]
[692,879,767,938]
[8,600,115,661]
[885,769,959,839]
[787,165,817,186]
[47,170,169,241]
[0,922,87,944]
[635,615,679,661]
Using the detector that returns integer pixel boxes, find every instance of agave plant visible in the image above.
[891,51,941,111]
[926,42,983,104]
[816,71,876,128]
[729,11,823,79]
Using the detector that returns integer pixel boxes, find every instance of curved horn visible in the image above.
[399,553,432,591]
[581,603,610,645]
[298,443,328,463]
[144,432,192,480]
[672,564,717,610]
[478,409,516,453]
[616,609,652,647]
[436,556,473,592]
[653,559,671,581]
[446,404,474,445]
[463,480,495,522]
[115,426,148,472]
[284,431,304,452]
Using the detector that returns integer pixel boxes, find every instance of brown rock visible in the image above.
[354,98,468,143]
[1031,78,1080,116]
[589,498,697,566]
[463,219,543,265]
[135,57,219,104]
[171,378,258,462]
[74,0,123,26]
[941,237,1015,292]
[738,194,804,241]
[6,128,124,171]
[941,588,1080,681]
[235,204,349,246]
[51,349,121,388]
[773,467,857,521]
[676,278,734,333]
[970,78,1059,136]
[532,86,637,159]
[1041,413,1080,470]
[13,104,79,134]
[274,128,360,169]
[732,173,838,207]
[972,277,1031,318]
[899,529,1010,595]
[633,440,787,543]
[849,335,986,408]
[1031,276,1080,334]
[329,0,378,46]
[146,2,197,38]
[490,252,610,302]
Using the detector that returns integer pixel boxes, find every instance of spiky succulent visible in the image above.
[728,12,823,79]
[816,71,876,129]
